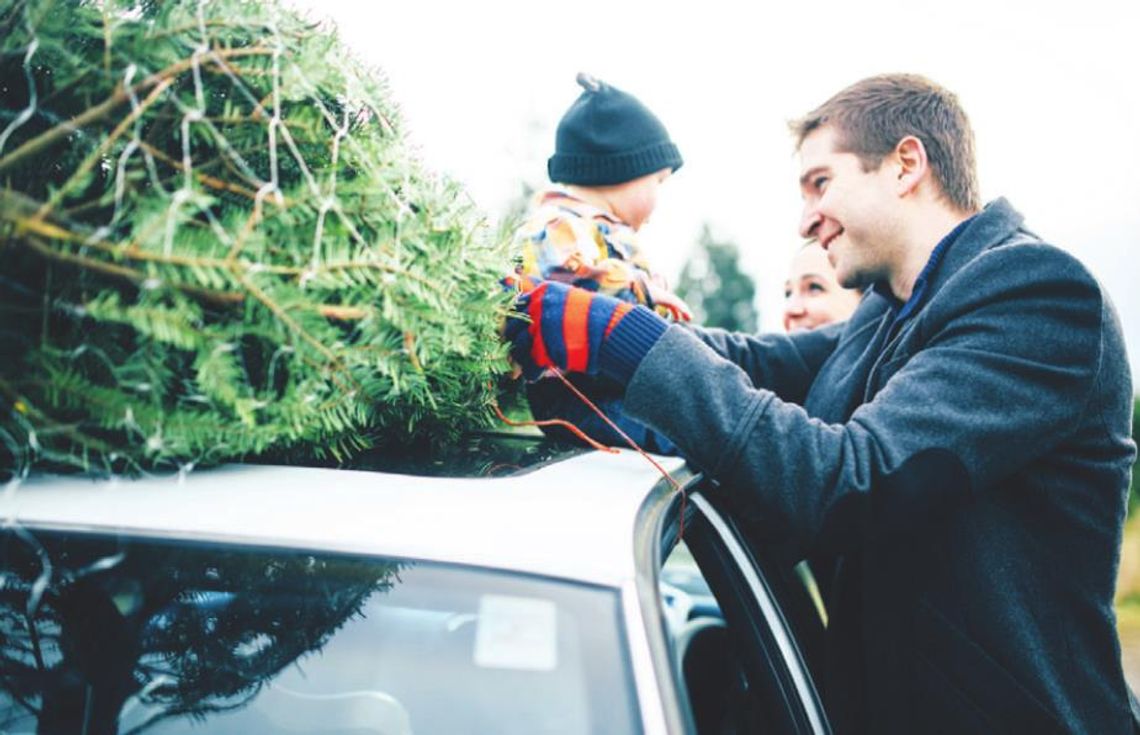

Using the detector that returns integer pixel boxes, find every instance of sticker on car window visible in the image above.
[473,594,558,671]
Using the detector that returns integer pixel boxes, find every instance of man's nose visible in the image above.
[799,203,822,240]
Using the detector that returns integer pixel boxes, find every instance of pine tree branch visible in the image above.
[21,233,372,317]
[19,233,244,308]
[8,212,379,319]
[147,19,266,40]
[223,195,266,264]
[137,141,267,202]
[0,377,117,455]
[7,201,439,293]
[0,47,273,177]
[317,261,438,291]
[101,2,112,75]
[36,78,175,219]
[22,236,145,283]
[236,273,351,375]
[317,305,370,320]
[18,372,276,461]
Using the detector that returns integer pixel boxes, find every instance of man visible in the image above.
[506,74,1136,732]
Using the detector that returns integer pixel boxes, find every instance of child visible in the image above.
[513,73,689,453]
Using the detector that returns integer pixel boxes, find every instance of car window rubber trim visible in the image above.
[690,493,829,735]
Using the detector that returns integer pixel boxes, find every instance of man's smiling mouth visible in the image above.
[820,228,844,251]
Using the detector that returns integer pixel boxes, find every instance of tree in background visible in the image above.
[675,224,758,332]
[501,181,538,235]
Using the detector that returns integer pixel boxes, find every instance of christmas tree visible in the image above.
[0,0,513,476]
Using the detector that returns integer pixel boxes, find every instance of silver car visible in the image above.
[0,433,830,734]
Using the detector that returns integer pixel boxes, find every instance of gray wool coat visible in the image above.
[624,199,1137,733]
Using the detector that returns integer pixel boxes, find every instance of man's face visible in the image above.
[797,126,901,291]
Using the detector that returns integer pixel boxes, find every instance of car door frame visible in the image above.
[631,472,831,735]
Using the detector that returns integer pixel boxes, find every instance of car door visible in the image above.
[655,484,831,735]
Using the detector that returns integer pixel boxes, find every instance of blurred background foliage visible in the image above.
[675,223,758,333]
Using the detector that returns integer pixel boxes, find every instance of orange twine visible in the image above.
[491,398,618,454]
[548,368,687,539]
[489,370,688,539]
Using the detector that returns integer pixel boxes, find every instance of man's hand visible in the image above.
[504,280,669,384]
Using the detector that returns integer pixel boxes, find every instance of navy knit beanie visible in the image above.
[547,73,683,187]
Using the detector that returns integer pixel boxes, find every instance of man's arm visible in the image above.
[625,245,1109,560]
[682,322,844,403]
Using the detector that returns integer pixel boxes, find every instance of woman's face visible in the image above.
[783,243,863,332]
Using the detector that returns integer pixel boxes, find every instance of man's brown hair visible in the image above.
[790,74,981,213]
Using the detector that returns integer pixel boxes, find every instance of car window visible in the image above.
[0,528,640,735]
[659,492,829,735]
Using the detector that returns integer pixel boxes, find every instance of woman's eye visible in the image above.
[808,282,827,294]
[813,176,829,191]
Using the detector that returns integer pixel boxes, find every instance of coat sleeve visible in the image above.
[624,245,1107,559]
[680,322,843,403]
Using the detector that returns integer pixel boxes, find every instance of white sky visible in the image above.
[298,0,1140,381]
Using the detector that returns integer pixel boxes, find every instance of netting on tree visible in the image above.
[0,0,513,476]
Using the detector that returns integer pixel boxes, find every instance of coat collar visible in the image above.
[925,197,1025,299]
[850,198,1026,328]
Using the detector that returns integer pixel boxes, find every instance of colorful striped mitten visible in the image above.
[504,280,668,384]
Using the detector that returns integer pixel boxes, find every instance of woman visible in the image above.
[782,240,862,628]
[783,241,862,331]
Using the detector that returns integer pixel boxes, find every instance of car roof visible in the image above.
[0,448,688,588]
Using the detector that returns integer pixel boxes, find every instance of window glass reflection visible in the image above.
[0,530,639,734]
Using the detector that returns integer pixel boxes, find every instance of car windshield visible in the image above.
[0,529,640,735]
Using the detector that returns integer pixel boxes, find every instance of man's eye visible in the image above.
[813,176,829,191]
[808,282,827,294]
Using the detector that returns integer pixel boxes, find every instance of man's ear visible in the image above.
[893,136,928,198]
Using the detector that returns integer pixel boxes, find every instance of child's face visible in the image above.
[612,168,671,231]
